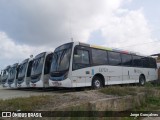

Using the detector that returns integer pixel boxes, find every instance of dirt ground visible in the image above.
[0,86,57,99]
[0,86,160,120]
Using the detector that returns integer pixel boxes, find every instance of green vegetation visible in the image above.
[99,86,138,96]
[97,84,160,120]
[0,95,52,111]
[99,82,160,97]
[144,82,154,88]
[131,94,160,111]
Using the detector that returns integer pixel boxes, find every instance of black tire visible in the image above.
[139,75,145,86]
[92,76,103,89]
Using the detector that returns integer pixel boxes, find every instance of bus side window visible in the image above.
[73,49,90,70]
[132,55,143,67]
[44,54,52,74]
[27,61,33,77]
[108,51,121,66]
[149,58,157,68]
[121,54,132,66]
[92,48,108,65]
[142,57,150,68]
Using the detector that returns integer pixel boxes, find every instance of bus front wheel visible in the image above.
[92,76,103,89]
[139,75,145,86]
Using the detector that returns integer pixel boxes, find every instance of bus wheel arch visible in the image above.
[92,74,105,89]
[139,74,146,86]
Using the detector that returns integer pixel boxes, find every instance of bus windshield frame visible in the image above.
[31,52,46,76]
[1,69,8,79]
[18,60,29,78]
[8,66,17,80]
[50,43,73,73]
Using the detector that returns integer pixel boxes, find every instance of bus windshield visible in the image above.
[1,70,8,80]
[31,53,45,76]
[18,62,28,78]
[1,66,10,81]
[8,66,17,80]
[50,43,72,73]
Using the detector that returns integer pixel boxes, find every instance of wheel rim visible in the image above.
[94,80,101,88]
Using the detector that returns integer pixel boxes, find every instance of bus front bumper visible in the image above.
[8,83,17,88]
[49,78,72,88]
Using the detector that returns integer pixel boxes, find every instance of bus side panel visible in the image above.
[89,66,122,85]
[72,67,92,87]
[106,66,122,85]
[122,67,157,83]
[122,67,136,84]
[91,66,108,85]
[72,65,123,87]
[130,68,150,83]
[148,68,158,81]
[130,68,142,83]
[143,68,150,82]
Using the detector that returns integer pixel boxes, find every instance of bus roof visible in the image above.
[78,42,150,57]
[55,41,152,58]
[11,63,19,67]
[34,51,52,59]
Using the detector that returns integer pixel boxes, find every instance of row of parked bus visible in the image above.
[0,41,158,89]
[0,52,53,88]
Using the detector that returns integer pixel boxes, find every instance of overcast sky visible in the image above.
[0,0,160,70]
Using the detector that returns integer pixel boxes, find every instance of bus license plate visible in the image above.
[31,84,36,87]
[52,82,61,86]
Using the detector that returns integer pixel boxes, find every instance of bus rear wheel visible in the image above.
[92,76,103,89]
[139,75,145,86]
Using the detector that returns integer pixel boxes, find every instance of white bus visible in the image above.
[17,58,33,88]
[30,52,53,88]
[49,42,157,88]
[7,63,19,88]
[1,66,11,87]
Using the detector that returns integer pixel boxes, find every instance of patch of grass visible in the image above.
[144,82,154,88]
[144,81,160,90]
[99,86,137,96]
[155,83,160,89]
[146,97,160,106]
[0,95,52,111]
[130,98,160,115]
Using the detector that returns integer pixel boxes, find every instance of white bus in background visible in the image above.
[30,52,53,88]
[7,63,19,88]
[49,42,157,89]
[1,66,11,87]
[17,58,33,88]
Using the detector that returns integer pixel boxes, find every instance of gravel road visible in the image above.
[0,86,59,100]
